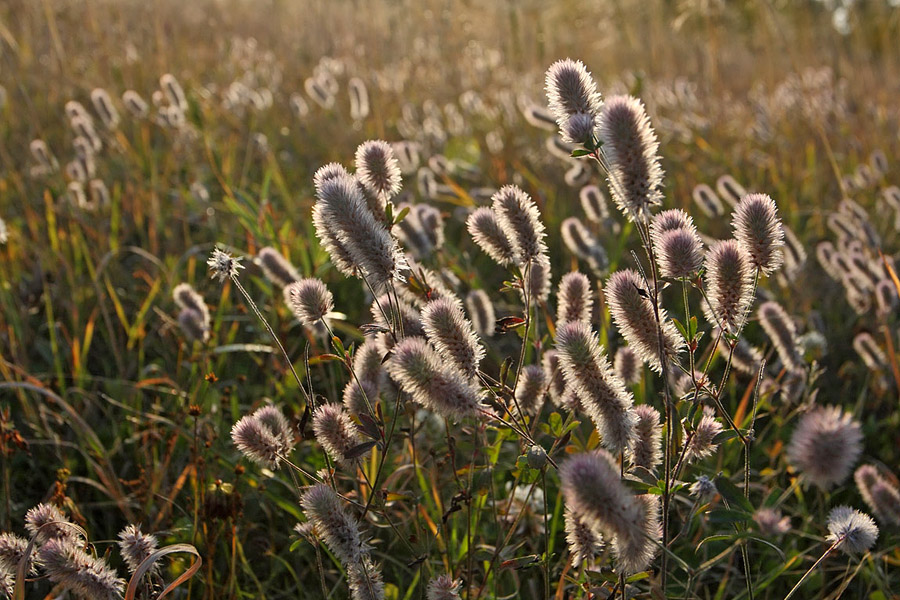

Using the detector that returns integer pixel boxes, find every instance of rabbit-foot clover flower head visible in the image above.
[597,95,664,222]
[564,508,605,569]
[732,193,784,275]
[421,297,485,379]
[312,403,367,467]
[753,508,791,537]
[605,269,684,373]
[208,246,244,282]
[355,140,402,200]
[491,185,547,266]
[787,406,862,489]
[38,538,126,600]
[826,506,878,555]
[117,524,159,574]
[256,246,301,287]
[555,321,636,454]
[426,574,462,600]
[284,278,334,327]
[385,337,483,420]
[25,503,81,545]
[854,465,900,525]
[556,271,594,326]
[300,483,369,566]
[0,532,34,575]
[467,207,516,266]
[629,404,662,472]
[544,58,602,144]
[703,240,754,334]
[231,404,295,469]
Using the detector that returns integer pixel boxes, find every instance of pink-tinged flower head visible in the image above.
[117,524,158,574]
[732,193,784,275]
[555,321,636,454]
[564,508,604,568]
[703,240,753,333]
[256,246,301,287]
[300,483,369,566]
[544,59,602,143]
[467,207,516,266]
[758,301,803,372]
[556,271,594,326]
[38,538,126,600]
[312,403,367,467]
[655,227,704,279]
[787,406,862,488]
[426,574,462,600]
[385,337,483,420]
[421,297,484,378]
[629,404,662,472]
[605,269,684,373]
[491,185,547,265]
[465,290,496,338]
[284,278,334,326]
[854,465,900,526]
[598,95,664,221]
[355,140,402,200]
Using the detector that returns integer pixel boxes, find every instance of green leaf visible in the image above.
[711,429,741,444]
[672,317,690,342]
[570,148,591,158]
[706,509,751,524]
[392,205,410,225]
[689,316,698,338]
[548,412,563,436]
[714,475,754,513]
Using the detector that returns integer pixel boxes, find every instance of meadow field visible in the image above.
[1,0,900,598]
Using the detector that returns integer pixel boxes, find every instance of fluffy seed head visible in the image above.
[467,207,516,266]
[629,404,662,471]
[420,298,484,379]
[491,185,547,265]
[561,217,608,272]
[655,227,704,279]
[231,405,295,469]
[787,406,862,488]
[90,88,120,129]
[342,340,385,416]
[173,283,208,318]
[555,321,636,453]
[703,240,754,333]
[284,278,334,326]
[25,503,80,545]
[465,290,496,338]
[556,271,594,326]
[564,508,605,568]
[426,574,462,600]
[826,506,878,555]
[385,337,482,420]
[313,173,406,289]
[515,364,547,416]
[313,403,367,467]
[727,336,765,376]
[853,332,887,370]
[544,59,602,134]
[301,483,368,566]
[313,163,350,194]
[207,246,244,282]
[758,301,803,372]
[692,184,724,217]
[684,408,724,463]
[355,140,402,200]
[38,538,126,600]
[561,112,597,145]
[348,558,384,600]
[605,269,684,372]
[579,185,609,222]
[256,247,301,287]
[0,532,33,575]
[650,209,691,237]
[753,508,791,537]
[875,279,898,317]
[732,194,784,275]
[614,346,642,386]
[560,451,660,574]
[716,174,747,208]
[855,465,900,526]
[523,253,553,304]
[122,90,148,118]
[117,524,158,574]
[160,73,188,112]
[598,95,664,221]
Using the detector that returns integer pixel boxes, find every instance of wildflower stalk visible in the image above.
[782,541,838,600]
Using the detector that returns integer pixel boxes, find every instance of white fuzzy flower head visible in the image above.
[826,506,878,555]
[207,246,244,282]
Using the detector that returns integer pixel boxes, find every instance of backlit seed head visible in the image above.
[598,95,664,221]
[207,246,244,282]
[38,538,126,600]
[465,290,496,338]
[355,140,402,200]
[491,185,547,265]
[515,364,547,415]
[544,59,602,134]
[629,404,662,472]
[564,508,604,569]
[117,524,159,574]
[758,301,803,372]
[426,574,462,600]
[854,465,900,526]
[256,247,301,287]
[556,271,594,326]
[467,207,516,266]
[284,278,334,326]
[313,403,367,467]
[826,506,878,555]
[300,483,369,566]
[605,269,684,373]
[787,405,862,489]
[614,346,642,386]
[703,240,754,333]
[421,297,485,378]
[684,408,724,464]
[655,227,704,279]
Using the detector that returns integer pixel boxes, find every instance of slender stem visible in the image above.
[783,543,838,600]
